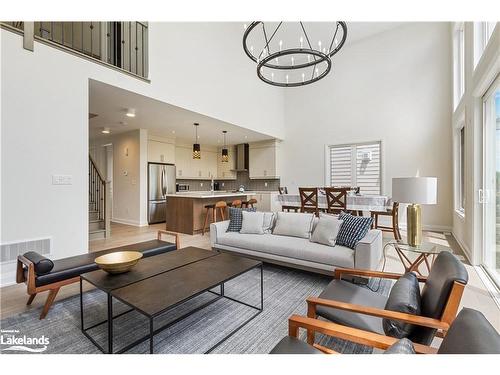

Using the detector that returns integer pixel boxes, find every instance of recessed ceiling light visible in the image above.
[125,108,136,117]
[120,121,127,126]
[102,127,111,134]
[244,135,248,139]
[171,130,176,134]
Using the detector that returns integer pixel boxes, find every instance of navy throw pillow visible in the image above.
[227,207,256,232]
[335,212,373,249]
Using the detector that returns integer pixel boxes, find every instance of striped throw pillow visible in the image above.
[335,212,373,249]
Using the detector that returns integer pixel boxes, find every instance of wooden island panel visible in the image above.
[166,194,248,235]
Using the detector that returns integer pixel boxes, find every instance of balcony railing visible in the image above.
[2,21,148,79]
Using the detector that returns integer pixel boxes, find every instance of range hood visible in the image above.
[231,143,249,172]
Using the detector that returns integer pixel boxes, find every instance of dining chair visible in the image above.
[324,187,348,214]
[279,186,299,212]
[371,201,401,240]
[279,186,288,194]
[299,187,319,215]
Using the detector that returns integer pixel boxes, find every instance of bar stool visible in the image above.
[243,198,258,209]
[202,201,228,235]
[230,199,242,208]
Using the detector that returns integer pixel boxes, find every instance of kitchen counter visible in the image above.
[165,192,249,199]
[165,192,249,235]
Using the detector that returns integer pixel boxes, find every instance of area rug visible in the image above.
[0,265,392,354]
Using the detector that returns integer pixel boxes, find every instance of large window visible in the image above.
[453,23,465,109]
[327,142,381,195]
[473,22,497,68]
[456,125,466,213]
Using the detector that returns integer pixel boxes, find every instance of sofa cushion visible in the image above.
[383,272,421,338]
[34,240,176,287]
[270,336,323,354]
[336,213,373,249]
[240,211,265,234]
[216,232,354,268]
[227,207,256,232]
[23,251,54,275]
[273,212,315,239]
[310,214,343,247]
[316,279,386,334]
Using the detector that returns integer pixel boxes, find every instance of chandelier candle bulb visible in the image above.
[279,40,283,51]
[302,72,305,82]
[291,56,295,66]
[300,36,303,48]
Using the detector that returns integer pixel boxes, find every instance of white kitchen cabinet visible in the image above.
[217,146,236,180]
[249,140,281,179]
[148,140,175,164]
[175,145,217,179]
[248,192,280,212]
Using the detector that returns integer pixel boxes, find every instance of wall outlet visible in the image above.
[52,175,72,185]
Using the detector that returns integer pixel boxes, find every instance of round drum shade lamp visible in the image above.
[392,177,437,247]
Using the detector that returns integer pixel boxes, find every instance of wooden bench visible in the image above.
[16,230,179,319]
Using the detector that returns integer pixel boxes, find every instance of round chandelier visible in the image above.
[243,22,347,87]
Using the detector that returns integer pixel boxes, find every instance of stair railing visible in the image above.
[89,155,106,223]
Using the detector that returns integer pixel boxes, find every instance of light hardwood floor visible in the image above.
[1,222,499,334]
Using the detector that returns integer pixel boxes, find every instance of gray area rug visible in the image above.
[0,265,391,354]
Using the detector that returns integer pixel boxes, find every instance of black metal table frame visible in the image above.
[80,263,263,354]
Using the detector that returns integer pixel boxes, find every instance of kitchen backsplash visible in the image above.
[177,171,280,192]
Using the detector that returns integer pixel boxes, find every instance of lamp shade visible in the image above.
[392,177,437,205]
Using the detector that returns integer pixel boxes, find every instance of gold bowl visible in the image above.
[94,251,143,274]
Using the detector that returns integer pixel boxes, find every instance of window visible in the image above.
[327,142,381,195]
[456,125,466,213]
[473,22,497,68]
[453,23,465,109]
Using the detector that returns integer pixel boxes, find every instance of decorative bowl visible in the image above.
[94,251,143,274]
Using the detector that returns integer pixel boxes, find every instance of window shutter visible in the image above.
[330,145,353,187]
[356,143,381,195]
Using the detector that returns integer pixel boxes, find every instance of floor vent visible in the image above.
[1,238,51,263]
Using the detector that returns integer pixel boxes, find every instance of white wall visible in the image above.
[0,23,284,285]
[281,23,453,230]
[110,129,148,226]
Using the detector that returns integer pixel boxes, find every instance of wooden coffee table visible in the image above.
[80,247,263,354]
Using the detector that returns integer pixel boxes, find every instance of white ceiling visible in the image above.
[89,23,404,144]
[88,80,274,145]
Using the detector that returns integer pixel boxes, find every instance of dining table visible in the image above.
[276,193,391,213]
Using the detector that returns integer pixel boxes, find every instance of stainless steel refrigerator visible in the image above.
[148,162,176,224]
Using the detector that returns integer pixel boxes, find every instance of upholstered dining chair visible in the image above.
[270,308,500,354]
[299,187,319,215]
[324,187,348,214]
[306,251,468,347]
[371,201,401,240]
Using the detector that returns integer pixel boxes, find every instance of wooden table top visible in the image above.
[111,253,262,317]
[81,247,217,292]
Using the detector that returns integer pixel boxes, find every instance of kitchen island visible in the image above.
[165,192,249,235]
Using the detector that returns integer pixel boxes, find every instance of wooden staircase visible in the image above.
[89,155,109,240]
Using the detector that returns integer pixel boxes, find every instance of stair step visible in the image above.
[89,219,105,231]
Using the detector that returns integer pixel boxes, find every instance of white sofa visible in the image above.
[210,219,383,275]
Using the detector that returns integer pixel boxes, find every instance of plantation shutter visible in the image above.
[329,142,381,195]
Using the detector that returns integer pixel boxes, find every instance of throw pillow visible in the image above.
[23,251,54,275]
[262,212,276,234]
[227,207,256,232]
[272,212,315,239]
[310,214,343,247]
[335,212,373,249]
[240,211,265,234]
[383,272,422,339]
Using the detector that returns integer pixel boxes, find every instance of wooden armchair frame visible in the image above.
[287,315,438,354]
[306,267,466,345]
[17,230,180,319]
